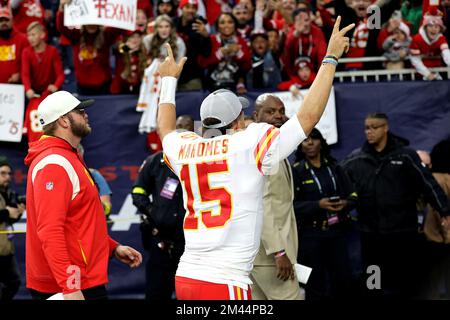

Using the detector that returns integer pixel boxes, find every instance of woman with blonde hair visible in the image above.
[137,15,186,146]
[143,15,186,63]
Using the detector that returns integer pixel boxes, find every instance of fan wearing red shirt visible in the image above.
[22,21,64,142]
[10,0,45,34]
[57,0,124,95]
[198,12,251,94]
[0,5,29,84]
[410,9,450,80]
[281,8,327,77]
[277,60,316,91]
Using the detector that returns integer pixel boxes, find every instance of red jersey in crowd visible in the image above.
[281,25,327,76]
[21,44,64,142]
[23,95,45,142]
[198,34,252,72]
[25,136,119,294]
[12,0,45,34]
[21,44,64,93]
[0,29,29,83]
[410,27,450,68]
[56,11,122,89]
[277,72,316,91]
[346,19,369,69]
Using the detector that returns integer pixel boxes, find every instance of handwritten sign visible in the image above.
[64,0,137,31]
[0,84,25,143]
[272,87,338,144]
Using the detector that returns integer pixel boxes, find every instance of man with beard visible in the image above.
[0,5,28,84]
[249,94,302,300]
[24,91,142,300]
[233,4,253,43]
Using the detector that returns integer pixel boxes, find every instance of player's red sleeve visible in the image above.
[108,237,119,257]
[21,48,32,92]
[33,164,85,294]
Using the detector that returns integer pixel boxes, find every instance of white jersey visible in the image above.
[162,116,306,289]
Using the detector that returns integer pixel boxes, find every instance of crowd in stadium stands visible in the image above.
[1,0,450,97]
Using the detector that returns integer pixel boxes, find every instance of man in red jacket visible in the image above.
[24,91,142,300]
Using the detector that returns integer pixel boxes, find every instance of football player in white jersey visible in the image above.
[157,17,354,300]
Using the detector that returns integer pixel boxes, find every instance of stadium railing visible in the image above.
[335,56,450,82]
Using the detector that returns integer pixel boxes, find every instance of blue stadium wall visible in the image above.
[1,80,450,299]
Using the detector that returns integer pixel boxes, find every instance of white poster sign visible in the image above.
[64,0,137,31]
[272,87,338,144]
[0,84,25,143]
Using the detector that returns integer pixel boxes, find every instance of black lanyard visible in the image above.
[306,162,337,195]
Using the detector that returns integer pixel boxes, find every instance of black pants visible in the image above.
[29,285,108,300]
[144,237,184,300]
[298,228,352,300]
[360,231,421,299]
[0,254,21,300]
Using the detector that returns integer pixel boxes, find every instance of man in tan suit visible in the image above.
[250,94,303,300]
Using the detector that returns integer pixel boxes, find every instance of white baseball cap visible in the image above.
[200,89,249,129]
[38,91,95,126]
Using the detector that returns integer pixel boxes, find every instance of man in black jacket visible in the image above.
[342,113,450,299]
[0,156,25,300]
[131,115,194,300]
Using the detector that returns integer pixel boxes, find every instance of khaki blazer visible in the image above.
[253,160,298,266]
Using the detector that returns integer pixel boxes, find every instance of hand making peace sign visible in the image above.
[158,43,188,79]
[325,16,355,59]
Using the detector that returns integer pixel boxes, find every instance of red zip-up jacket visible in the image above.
[24,136,118,294]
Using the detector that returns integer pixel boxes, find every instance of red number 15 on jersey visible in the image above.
[180,160,233,230]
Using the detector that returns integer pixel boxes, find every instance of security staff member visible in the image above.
[342,113,450,299]
[292,128,357,300]
[131,115,193,300]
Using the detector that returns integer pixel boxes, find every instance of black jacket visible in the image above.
[131,152,184,243]
[292,158,358,228]
[341,134,450,234]
[174,16,211,85]
[0,188,20,224]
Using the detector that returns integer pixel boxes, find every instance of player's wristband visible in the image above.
[324,54,338,62]
[322,58,338,66]
[159,76,177,106]
[275,250,286,258]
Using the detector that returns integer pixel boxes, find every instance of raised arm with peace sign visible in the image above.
[295,16,355,136]
[158,43,187,79]
[325,16,354,59]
